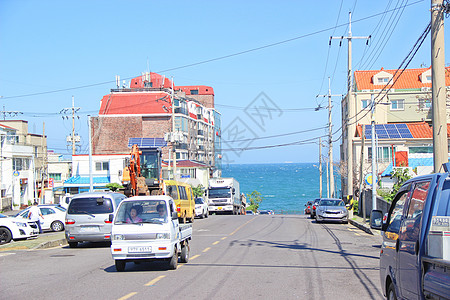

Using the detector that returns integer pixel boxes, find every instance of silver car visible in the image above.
[65,192,126,247]
[315,198,348,224]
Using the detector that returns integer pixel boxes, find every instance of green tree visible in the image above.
[106,183,123,192]
[378,168,412,202]
[246,190,264,212]
[191,184,204,198]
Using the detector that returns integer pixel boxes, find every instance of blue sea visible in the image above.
[221,163,341,214]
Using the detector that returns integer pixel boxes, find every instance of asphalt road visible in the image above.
[0,214,384,300]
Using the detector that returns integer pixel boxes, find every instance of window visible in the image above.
[178,186,187,200]
[390,99,404,110]
[13,158,30,171]
[378,77,390,84]
[40,208,56,216]
[418,99,431,110]
[361,99,371,109]
[368,147,392,163]
[401,181,430,241]
[409,147,433,154]
[49,173,61,181]
[426,76,432,81]
[190,89,199,95]
[387,190,410,233]
[166,185,179,200]
[95,161,109,171]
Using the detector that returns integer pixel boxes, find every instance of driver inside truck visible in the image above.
[156,204,167,219]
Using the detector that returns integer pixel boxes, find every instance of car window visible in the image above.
[401,181,431,241]
[195,198,204,204]
[68,197,114,214]
[166,185,179,200]
[18,209,29,218]
[114,196,126,207]
[387,190,410,233]
[179,186,187,200]
[40,208,55,215]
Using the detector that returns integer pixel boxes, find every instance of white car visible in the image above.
[0,213,37,244]
[15,205,66,232]
[195,198,209,218]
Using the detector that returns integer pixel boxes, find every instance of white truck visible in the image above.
[110,195,192,271]
[208,178,242,215]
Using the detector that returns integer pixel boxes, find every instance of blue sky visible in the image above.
[0,0,446,164]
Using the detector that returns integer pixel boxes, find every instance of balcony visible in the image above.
[198,130,204,136]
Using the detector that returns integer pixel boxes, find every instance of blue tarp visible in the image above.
[64,176,110,185]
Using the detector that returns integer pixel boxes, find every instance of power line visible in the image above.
[1,0,424,100]
[223,126,327,143]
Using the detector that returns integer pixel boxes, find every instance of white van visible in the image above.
[65,192,126,248]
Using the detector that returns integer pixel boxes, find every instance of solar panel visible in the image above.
[128,138,167,148]
[362,123,413,139]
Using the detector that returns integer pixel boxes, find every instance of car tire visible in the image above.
[51,221,64,232]
[180,241,189,263]
[387,282,397,300]
[200,212,204,219]
[205,211,208,218]
[68,242,78,248]
[115,260,126,272]
[0,227,12,245]
[168,248,178,270]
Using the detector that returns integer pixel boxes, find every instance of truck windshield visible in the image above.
[209,188,231,199]
[141,151,159,180]
[114,200,169,224]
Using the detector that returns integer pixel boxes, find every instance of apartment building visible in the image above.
[341,67,450,195]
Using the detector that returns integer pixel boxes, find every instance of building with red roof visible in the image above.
[90,72,222,184]
[341,67,450,194]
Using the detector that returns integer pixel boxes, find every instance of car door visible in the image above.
[39,207,57,230]
[397,180,431,299]
[381,184,411,295]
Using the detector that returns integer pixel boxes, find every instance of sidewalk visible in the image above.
[0,232,67,251]
[349,214,381,236]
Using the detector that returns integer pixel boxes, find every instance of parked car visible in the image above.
[15,205,67,232]
[304,201,313,214]
[311,198,321,218]
[194,197,209,218]
[315,198,348,224]
[246,210,255,215]
[65,192,127,248]
[259,210,271,215]
[0,213,37,244]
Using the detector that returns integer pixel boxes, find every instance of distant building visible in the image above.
[0,121,47,209]
[341,67,450,195]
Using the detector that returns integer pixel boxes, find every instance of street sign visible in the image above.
[365,173,378,186]
[13,171,19,177]
[48,178,54,188]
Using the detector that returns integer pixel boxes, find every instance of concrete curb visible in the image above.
[349,219,373,235]
[33,238,68,250]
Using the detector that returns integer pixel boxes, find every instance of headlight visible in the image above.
[156,233,170,239]
[113,234,125,240]
[13,221,27,228]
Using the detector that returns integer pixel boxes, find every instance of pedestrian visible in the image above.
[28,202,43,234]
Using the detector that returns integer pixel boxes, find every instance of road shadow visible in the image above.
[104,260,181,273]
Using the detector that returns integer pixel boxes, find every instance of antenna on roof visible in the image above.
[115,75,120,89]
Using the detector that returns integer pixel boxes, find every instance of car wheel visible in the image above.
[168,248,178,270]
[51,221,64,232]
[68,242,78,248]
[200,211,204,219]
[205,210,208,218]
[387,282,397,300]
[115,260,126,272]
[180,241,190,263]
[0,227,12,245]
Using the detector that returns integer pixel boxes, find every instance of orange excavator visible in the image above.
[122,144,163,196]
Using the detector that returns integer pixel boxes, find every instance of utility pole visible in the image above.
[317,77,343,198]
[330,12,370,198]
[358,125,366,221]
[171,77,177,180]
[370,94,377,211]
[431,0,448,172]
[0,105,23,120]
[88,116,93,192]
[60,96,80,155]
[319,137,322,198]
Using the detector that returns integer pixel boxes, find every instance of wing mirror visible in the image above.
[108,214,114,223]
[172,212,178,220]
[370,210,383,230]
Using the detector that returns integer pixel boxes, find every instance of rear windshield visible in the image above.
[68,197,113,214]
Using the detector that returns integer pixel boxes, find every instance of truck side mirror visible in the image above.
[172,212,178,220]
[370,210,383,230]
[232,188,235,195]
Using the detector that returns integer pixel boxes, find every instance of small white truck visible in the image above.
[110,195,192,271]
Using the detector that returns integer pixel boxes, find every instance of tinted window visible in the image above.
[166,185,179,200]
[68,198,113,214]
[179,186,187,200]
[40,208,55,215]
[387,191,410,233]
[402,181,430,240]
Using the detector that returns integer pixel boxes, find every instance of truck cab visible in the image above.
[370,167,450,299]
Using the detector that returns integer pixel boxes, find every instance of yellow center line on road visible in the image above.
[212,241,220,245]
[145,275,166,286]
[190,254,200,260]
[229,216,257,236]
[118,292,138,300]
[203,247,211,253]
[221,237,227,240]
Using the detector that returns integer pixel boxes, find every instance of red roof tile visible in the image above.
[407,122,433,138]
[354,67,450,90]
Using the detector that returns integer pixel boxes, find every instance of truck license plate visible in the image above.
[129,246,152,253]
